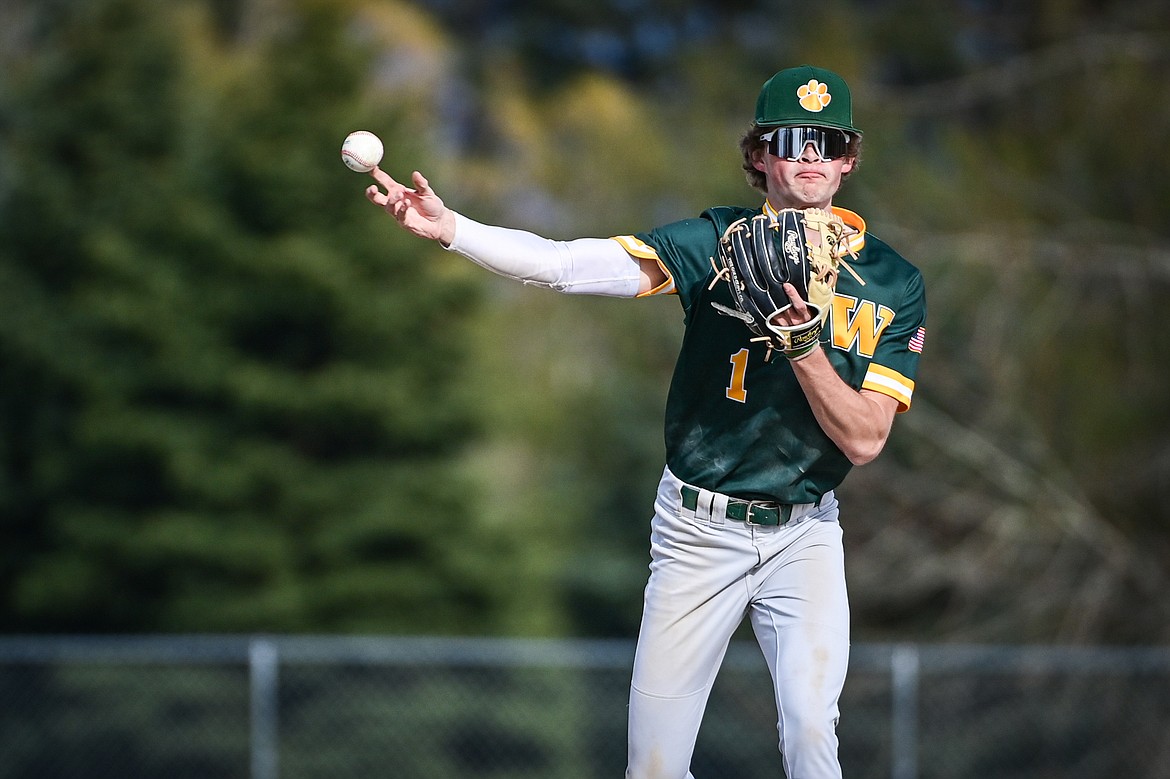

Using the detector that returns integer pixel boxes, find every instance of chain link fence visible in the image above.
[1,637,1169,778]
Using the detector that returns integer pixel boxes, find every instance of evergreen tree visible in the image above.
[0,0,504,633]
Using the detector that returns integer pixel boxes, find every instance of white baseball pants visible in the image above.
[626,467,850,779]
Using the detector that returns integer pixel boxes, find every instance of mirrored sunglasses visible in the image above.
[760,126,851,161]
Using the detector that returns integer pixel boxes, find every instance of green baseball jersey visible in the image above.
[613,203,926,504]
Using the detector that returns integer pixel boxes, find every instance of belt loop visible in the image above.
[679,485,698,521]
[695,488,715,523]
[709,492,728,526]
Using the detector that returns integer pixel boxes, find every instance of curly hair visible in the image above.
[739,124,863,194]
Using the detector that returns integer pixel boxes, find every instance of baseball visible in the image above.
[341,130,383,173]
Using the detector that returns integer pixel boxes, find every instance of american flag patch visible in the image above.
[909,327,926,353]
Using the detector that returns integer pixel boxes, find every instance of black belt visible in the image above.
[680,485,794,526]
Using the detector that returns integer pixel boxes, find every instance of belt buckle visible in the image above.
[744,500,780,526]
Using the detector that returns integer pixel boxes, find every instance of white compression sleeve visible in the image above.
[445,212,642,297]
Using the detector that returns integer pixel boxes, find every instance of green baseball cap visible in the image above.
[755,65,862,135]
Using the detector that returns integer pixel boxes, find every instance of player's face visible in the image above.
[754,140,855,211]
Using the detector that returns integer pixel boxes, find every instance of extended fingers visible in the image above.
[367,167,405,197]
[365,184,388,206]
[368,166,399,191]
[364,169,411,213]
[412,170,432,195]
[363,166,447,239]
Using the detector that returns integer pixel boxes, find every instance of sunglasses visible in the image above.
[760,127,851,162]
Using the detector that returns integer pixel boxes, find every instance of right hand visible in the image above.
[366,168,456,245]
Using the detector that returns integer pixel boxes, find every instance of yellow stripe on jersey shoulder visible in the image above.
[611,234,657,259]
[610,235,676,297]
[862,363,915,412]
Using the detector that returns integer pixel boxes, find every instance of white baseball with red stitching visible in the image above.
[341,130,383,173]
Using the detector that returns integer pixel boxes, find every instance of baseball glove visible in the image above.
[710,208,859,361]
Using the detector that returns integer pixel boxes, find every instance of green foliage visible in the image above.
[2,0,1170,644]
[0,0,509,634]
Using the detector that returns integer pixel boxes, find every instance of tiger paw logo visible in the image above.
[798,80,832,112]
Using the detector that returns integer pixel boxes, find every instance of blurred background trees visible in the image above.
[2,0,1169,644]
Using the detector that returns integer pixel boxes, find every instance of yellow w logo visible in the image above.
[830,294,895,358]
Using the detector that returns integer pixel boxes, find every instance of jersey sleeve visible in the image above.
[862,269,927,412]
[610,234,676,296]
[612,212,731,314]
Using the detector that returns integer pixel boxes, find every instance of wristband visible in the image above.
[786,342,821,362]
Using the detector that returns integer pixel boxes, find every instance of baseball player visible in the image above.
[365,64,926,778]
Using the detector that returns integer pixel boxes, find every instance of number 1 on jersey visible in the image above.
[726,348,749,403]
